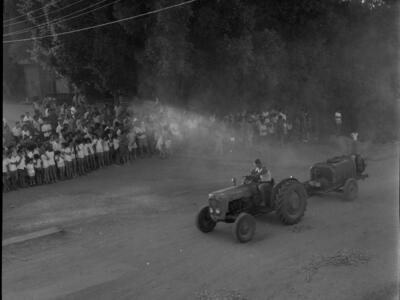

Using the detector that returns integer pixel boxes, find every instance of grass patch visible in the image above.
[197,289,248,300]
[303,249,371,282]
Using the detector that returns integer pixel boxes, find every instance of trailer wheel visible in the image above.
[343,178,358,201]
[276,181,308,225]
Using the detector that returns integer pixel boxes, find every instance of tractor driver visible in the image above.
[252,158,273,206]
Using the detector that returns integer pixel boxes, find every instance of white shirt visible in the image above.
[56,156,65,168]
[46,151,56,166]
[23,115,32,122]
[35,158,42,168]
[71,148,76,159]
[3,158,9,173]
[95,139,103,153]
[77,144,85,159]
[42,124,52,137]
[259,123,267,136]
[63,147,72,162]
[113,138,120,150]
[51,141,61,152]
[12,126,21,137]
[103,140,110,151]
[89,142,96,155]
[83,144,89,156]
[255,166,272,182]
[17,155,25,170]
[21,129,31,138]
[335,112,342,124]
[135,127,146,139]
[27,163,35,176]
[127,132,137,150]
[56,124,62,135]
[41,154,49,168]
[8,156,18,172]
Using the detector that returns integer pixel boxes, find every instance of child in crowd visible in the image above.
[16,148,27,188]
[34,154,42,185]
[50,134,61,152]
[46,145,57,183]
[76,139,85,175]
[41,148,50,184]
[119,132,129,164]
[87,138,96,170]
[70,141,77,177]
[8,150,18,190]
[55,151,65,181]
[26,158,35,186]
[26,144,35,160]
[3,151,9,192]
[102,135,110,165]
[135,122,148,158]
[83,138,90,172]
[63,142,72,179]
[127,129,137,162]
[21,124,31,140]
[156,127,166,159]
[112,134,120,164]
[94,135,104,168]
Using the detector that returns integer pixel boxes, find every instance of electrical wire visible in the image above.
[4,0,118,37]
[3,0,88,27]
[3,0,64,24]
[3,0,200,44]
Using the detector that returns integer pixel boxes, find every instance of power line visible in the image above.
[3,0,87,27]
[3,0,64,24]
[4,0,115,37]
[3,0,200,44]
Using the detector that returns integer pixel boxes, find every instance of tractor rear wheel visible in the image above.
[232,213,256,243]
[196,206,216,233]
[276,181,308,225]
[343,178,358,201]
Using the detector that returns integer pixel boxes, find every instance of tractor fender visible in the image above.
[271,177,301,209]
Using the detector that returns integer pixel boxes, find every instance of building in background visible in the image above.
[3,0,71,101]
[18,58,71,100]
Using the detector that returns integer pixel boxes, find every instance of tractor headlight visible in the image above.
[209,207,214,213]
[215,209,221,215]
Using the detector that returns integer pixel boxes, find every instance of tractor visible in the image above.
[195,154,367,243]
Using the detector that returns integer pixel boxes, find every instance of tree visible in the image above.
[12,0,399,140]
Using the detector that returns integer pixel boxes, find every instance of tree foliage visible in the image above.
[10,0,400,140]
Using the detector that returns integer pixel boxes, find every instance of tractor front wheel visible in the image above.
[343,178,358,201]
[232,213,256,243]
[196,206,217,233]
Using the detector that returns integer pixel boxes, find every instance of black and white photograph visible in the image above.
[2,0,399,299]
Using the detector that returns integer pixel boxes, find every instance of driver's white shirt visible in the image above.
[255,167,272,182]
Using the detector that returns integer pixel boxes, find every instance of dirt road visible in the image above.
[2,143,399,300]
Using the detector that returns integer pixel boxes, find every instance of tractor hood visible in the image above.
[209,184,257,202]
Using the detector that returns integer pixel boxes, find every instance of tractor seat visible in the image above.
[270,178,275,187]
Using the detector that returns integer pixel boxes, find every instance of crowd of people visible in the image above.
[187,109,313,155]
[2,94,331,193]
[2,96,179,193]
